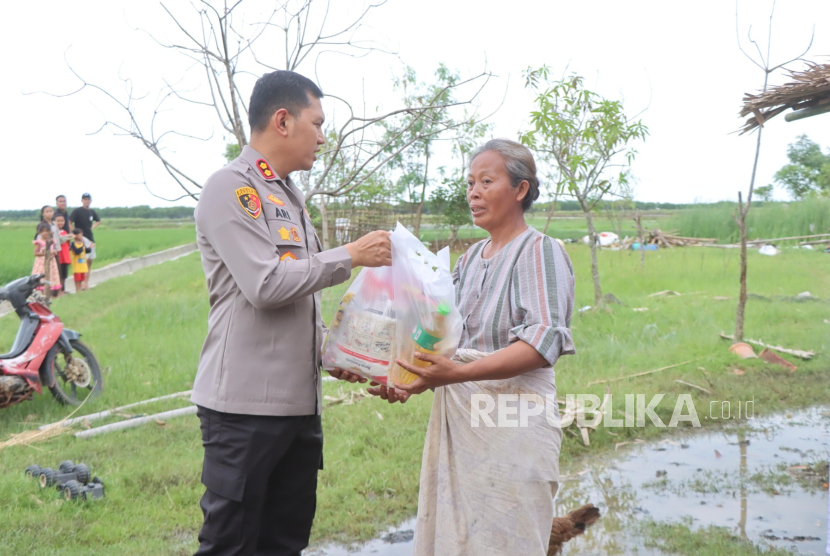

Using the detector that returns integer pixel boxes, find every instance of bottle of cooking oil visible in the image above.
[393,302,451,385]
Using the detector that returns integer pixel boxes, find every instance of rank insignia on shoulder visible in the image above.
[266,194,285,206]
[235,187,261,219]
[278,226,291,241]
[280,251,297,261]
[291,227,301,242]
[256,159,276,180]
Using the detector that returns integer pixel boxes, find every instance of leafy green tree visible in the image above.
[224,143,241,163]
[383,65,474,237]
[772,135,830,198]
[520,67,648,306]
[753,184,774,202]
[430,170,472,244]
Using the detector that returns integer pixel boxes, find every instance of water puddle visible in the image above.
[312,406,830,555]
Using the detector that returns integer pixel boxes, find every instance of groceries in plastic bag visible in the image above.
[389,223,462,386]
[321,266,395,384]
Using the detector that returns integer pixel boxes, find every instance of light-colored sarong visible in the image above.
[412,348,562,556]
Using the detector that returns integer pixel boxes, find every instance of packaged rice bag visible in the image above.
[321,266,395,384]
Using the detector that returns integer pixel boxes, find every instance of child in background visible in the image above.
[70,228,91,292]
[54,214,72,293]
[32,222,62,297]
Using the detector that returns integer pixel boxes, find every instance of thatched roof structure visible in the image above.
[739,60,830,134]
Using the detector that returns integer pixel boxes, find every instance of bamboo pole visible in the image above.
[747,233,830,244]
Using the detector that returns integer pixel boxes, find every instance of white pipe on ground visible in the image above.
[39,390,193,430]
[74,405,197,439]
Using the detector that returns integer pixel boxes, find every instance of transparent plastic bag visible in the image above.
[388,223,462,386]
[321,266,395,384]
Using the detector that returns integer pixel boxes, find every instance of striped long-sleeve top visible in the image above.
[453,227,575,366]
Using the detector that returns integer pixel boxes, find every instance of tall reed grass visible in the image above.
[668,197,830,242]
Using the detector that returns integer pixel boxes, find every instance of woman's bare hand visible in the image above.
[392,353,462,395]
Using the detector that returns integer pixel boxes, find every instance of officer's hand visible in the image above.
[345,231,391,268]
[367,384,410,404]
[327,368,368,384]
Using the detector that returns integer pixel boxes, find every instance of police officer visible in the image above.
[191,70,391,556]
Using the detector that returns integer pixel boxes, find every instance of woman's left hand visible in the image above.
[393,353,463,395]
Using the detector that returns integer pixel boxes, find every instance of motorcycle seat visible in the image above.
[0,314,39,360]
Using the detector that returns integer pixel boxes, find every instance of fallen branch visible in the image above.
[75,405,197,439]
[586,359,700,386]
[719,332,815,360]
[674,379,712,395]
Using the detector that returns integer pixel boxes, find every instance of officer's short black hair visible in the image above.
[248,71,323,133]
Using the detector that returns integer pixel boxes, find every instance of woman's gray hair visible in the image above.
[469,138,540,212]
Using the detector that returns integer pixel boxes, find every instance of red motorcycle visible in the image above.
[0,275,102,408]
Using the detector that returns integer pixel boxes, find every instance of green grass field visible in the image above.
[0,240,828,554]
[1,220,196,286]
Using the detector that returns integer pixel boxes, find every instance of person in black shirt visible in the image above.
[54,195,71,234]
[70,193,101,278]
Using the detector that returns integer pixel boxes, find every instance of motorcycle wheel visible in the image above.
[41,341,103,406]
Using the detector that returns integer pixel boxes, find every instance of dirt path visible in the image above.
[0,243,198,319]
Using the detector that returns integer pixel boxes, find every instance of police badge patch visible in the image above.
[235,187,262,219]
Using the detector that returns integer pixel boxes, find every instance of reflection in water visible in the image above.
[313,406,830,555]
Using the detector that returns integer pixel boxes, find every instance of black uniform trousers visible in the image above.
[194,406,323,556]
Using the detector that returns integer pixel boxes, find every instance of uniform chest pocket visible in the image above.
[263,205,307,260]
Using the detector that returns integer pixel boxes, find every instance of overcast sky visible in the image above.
[2,0,829,211]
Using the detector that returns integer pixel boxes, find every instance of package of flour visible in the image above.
[321,266,395,384]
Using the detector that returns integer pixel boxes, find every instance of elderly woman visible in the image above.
[332,138,575,555]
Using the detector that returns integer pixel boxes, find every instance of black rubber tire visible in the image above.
[25,465,41,478]
[74,463,91,484]
[40,340,103,406]
[39,468,57,488]
[58,460,75,473]
[63,480,83,501]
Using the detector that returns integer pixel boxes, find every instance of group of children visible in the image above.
[33,207,95,296]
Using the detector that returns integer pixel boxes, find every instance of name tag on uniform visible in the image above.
[263,204,294,223]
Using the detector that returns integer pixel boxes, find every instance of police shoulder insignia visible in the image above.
[235,187,261,219]
[266,194,285,206]
[291,227,301,242]
[280,252,297,261]
[278,226,290,241]
[256,159,276,180]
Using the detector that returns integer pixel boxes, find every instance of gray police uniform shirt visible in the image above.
[191,145,352,416]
